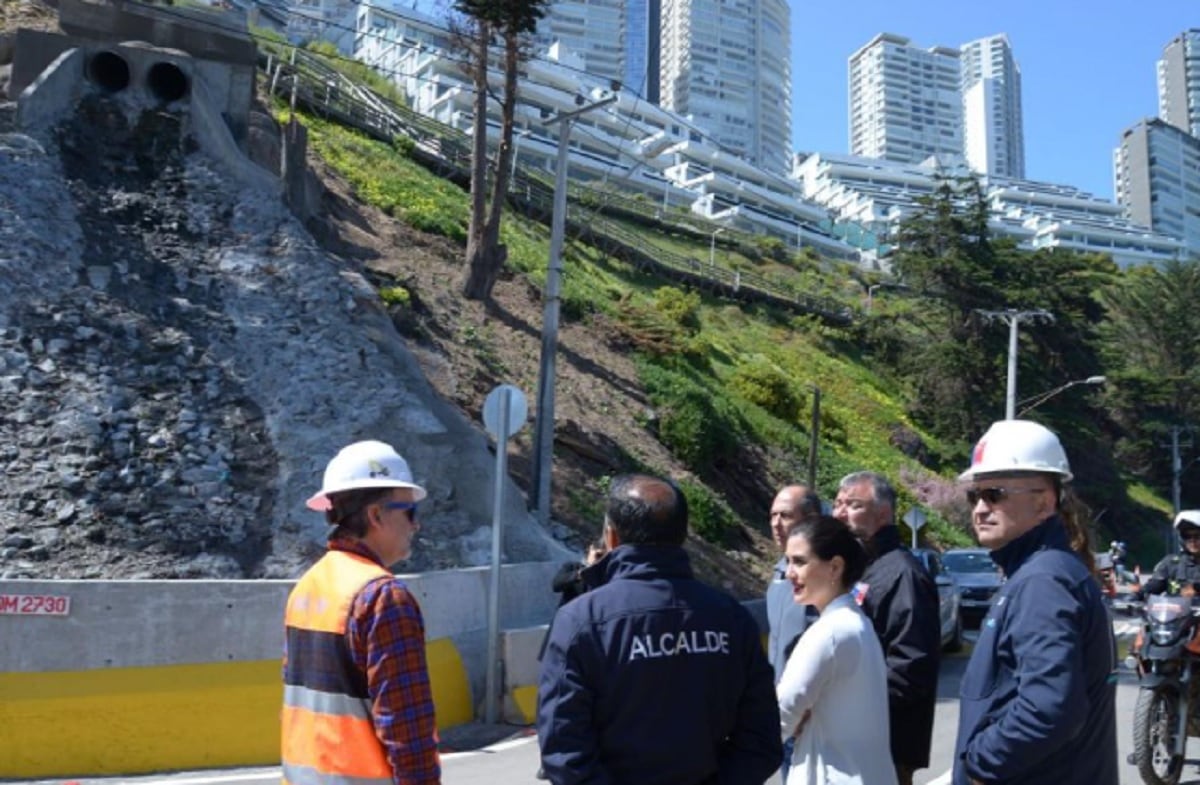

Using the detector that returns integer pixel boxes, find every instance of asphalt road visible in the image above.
[13,623,1196,785]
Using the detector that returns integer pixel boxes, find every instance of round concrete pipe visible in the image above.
[86,51,131,93]
[146,62,189,104]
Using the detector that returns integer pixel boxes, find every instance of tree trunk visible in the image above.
[462,18,494,301]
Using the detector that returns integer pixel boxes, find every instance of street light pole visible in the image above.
[1015,375,1106,417]
[866,284,882,313]
[530,93,618,527]
[709,227,725,267]
[976,309,1054,419]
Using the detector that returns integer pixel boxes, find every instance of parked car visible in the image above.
[911,547,963,652]
[941,548,1005,628]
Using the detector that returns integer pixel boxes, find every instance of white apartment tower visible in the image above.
[538,0,661,102]
[659,0,792,174]
[1158,29,1200,138]
[961,34,1025,178]
[849,33,963,165]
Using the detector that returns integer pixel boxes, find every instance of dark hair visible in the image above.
[605,474,688,546]
[787,515,868,590]
[1056,482,1097,575]
[325,488,391,539]
[838,471,896,524]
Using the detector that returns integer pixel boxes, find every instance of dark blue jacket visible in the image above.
[536,544,781,785]
[858,525,941,769]
[953,516,1118,785]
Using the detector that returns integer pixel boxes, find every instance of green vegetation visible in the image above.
[278,105,1200,564]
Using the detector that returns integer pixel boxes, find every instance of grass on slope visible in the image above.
[284,107,974,550]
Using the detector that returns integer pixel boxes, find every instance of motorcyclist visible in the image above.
[1140,510,1200,598]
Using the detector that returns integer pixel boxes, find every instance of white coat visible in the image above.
[777,593,897,785]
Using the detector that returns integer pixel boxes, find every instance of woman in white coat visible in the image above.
[776,515,896,785]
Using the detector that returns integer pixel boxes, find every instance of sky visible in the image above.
[792,0,1196,199]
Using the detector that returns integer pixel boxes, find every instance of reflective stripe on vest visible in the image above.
[283,550,392,785]
[282,761,390,785]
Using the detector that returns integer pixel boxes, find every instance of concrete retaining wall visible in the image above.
[0,562,562,779]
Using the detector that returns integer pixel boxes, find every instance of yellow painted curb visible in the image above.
[0,637,472,779]
[511,684,538,725]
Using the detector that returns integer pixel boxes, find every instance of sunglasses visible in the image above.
[382,501,419,519]
[965,486,1048,506]
[1181,531,1200,542]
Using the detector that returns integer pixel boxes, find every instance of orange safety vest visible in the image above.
[281,549,393,785]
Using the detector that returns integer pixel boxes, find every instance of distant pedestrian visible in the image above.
[537,474,781,785]
[282,440,440,785]
[953,419,1117,785]
[832,471,940,785]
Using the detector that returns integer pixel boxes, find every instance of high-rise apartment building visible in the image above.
[659,0,791,174]
[848,32,1026,178]
[848,33,963,165]
[1158,29,1200,138]
[1115,118,1200,256]
[537,0,661,103]
[961,34,1024,178]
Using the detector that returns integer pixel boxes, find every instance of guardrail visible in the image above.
[258,46,854,326]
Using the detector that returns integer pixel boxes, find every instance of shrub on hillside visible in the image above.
[728,357,801,422]
[678,478,737,545]
[639,362,740,472]
[652,286,701,331]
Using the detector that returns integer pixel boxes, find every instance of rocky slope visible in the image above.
[0,3,776,596]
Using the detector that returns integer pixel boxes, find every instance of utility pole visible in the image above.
[530,92,618,527]
[1164,425,1195,553]
[976,309,1054,419]
[807,386,821,489]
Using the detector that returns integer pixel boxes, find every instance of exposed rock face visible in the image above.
[0,91,571,579]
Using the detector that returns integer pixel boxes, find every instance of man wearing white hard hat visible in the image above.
[1140,510,1200,597]
[281,440,440,785]
[951,420,1117,785]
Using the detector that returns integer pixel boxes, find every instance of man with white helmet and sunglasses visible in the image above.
[952,419,1117,785]
[281,440,440,785]
[1140,510,1200,598]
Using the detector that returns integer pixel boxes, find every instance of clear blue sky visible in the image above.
[793,0,1195,199]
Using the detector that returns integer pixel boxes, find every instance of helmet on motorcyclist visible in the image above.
[958,419,1073,482]
[1174,510,1200,532]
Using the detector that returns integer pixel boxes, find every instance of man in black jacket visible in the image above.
[833,471,940,785]
[536,474,781,785]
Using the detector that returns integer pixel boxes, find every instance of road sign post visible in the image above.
[903,507,927,551]
[481,384,528,724]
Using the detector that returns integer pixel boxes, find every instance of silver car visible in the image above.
[942,548,1005,628]
[911,548,963,652]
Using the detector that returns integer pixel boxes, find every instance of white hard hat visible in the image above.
[1174,510,1200,530]
[306,440,427,511]
[959,419,1073,482]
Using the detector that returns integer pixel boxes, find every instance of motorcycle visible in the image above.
[1127,593,1200,785]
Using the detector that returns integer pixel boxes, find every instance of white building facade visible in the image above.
[848,33,963,166]
[960,34,1024,178]
[795,152,1182,267]
[537,0,661,102]
[849,32,1026,180]
[659,0,791,175]
[1115,118,1200,256]
[370,26,855,259]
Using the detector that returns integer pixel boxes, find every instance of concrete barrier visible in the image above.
[0,562,562,779]
[0,565,762,778]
